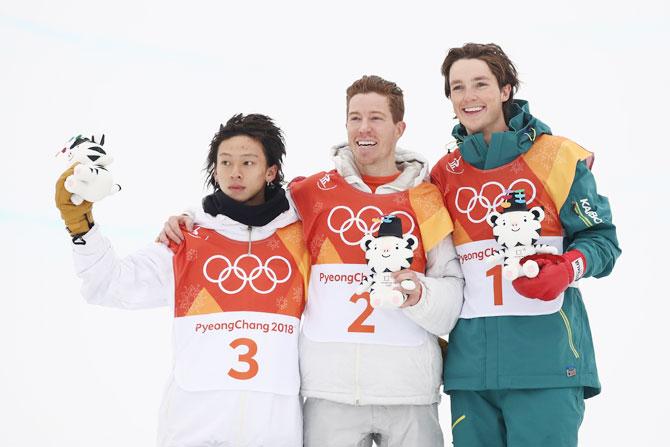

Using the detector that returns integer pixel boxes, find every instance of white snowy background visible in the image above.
[1,0,667,445]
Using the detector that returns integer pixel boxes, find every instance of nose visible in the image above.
[359,118,371,133]
[230,164,242,179]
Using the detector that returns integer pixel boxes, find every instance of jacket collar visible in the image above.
[451,99,552,170]
[330,143,428,193]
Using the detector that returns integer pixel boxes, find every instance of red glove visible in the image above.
[512,250,587,301]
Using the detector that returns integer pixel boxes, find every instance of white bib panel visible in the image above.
[302,264,427,346]
[458,237,565,318]
[174,311,300,395]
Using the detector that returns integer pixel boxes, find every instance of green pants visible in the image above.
[450,388,585,447]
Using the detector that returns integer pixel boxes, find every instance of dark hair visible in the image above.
[346,75,405,123]
[205,113,286,190]
[441,43,520,122]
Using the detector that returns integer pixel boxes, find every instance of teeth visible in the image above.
[464,106,483,112]
[357,140,376,147]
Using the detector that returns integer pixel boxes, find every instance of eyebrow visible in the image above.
[218,152,260,158]
[348,110,387,117]
[450,75,492,85]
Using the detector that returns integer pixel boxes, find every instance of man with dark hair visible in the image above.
[431,43,621,447]
[57,114,308,447]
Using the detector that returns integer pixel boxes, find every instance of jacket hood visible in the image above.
[330,143,429,192]
[451,100,552,169]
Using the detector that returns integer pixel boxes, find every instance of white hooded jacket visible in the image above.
[72,206,303,447]
[289,144,465,405]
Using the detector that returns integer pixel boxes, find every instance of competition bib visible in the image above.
[174,311,300,395]
[458,237,565,318]
[301,264,427,346]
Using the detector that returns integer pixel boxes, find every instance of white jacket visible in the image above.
[289,144,465,405]
[72,207,303,447]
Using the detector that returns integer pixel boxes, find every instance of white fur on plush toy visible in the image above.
[485,206,558,281]
[60,135,121,205]
[356,233,418,309]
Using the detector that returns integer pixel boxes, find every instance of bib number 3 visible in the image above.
[228,337,259,380]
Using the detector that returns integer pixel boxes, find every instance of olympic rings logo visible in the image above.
[326,205,416,246]
[202,253,292,295]
[455,179,537,223]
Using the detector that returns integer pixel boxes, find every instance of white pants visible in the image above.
[303,398,444,447]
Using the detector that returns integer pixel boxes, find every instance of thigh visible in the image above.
[303,398,374,447]
[450,390,506,447]
[375,403,444,447]
[503,387,585,447]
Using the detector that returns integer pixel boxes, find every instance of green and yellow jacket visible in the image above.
[431,100,621,398]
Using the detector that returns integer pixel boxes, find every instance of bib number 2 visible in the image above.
[228,338,259,380]
[347,295,375,333]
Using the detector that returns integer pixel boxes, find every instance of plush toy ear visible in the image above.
[530,206,545,222]
[404,234,418,250]
[360,235,374,252]
[100,134,105,146]
[487,211,500,227]
[91,135,96,143]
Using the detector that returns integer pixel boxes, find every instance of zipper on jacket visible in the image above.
[354,344,361,405]
[247,225,252,254]
[559,309,580,359]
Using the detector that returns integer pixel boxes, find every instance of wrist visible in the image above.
[563,250,587,282]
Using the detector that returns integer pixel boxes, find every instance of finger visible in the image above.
[165,225,183,244]
[181,216,194,232]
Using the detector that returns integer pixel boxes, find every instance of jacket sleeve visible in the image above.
[560,160,621,278]
[72,225,175,309]
[402,234,464,336]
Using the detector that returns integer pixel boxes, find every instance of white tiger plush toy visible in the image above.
[486,189,558,281]
[356,215,418,309]
[59,134,121,205]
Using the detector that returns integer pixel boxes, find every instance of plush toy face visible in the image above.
[63,135,112,166]
[487,206,545,249]
[361,234,418,273]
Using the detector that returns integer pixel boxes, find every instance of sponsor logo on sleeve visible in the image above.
[573,198,603,226]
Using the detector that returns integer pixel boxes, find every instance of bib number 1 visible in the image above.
[486,264,503,306]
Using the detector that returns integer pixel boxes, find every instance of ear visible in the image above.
[360,235,374,252]
[91,135,96,143]
[100,134,105,146]
[530,206,545,222]
[487,211,501,227]
[266,164,278,184]
[404,234,418,250]
[395,120,406,139]
[500,84,512,102]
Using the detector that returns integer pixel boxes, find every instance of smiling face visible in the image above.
[346,92,406,176]
[215,135,278,206]
[448,58,512,143]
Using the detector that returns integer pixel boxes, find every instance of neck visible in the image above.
[355,159,399,177]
